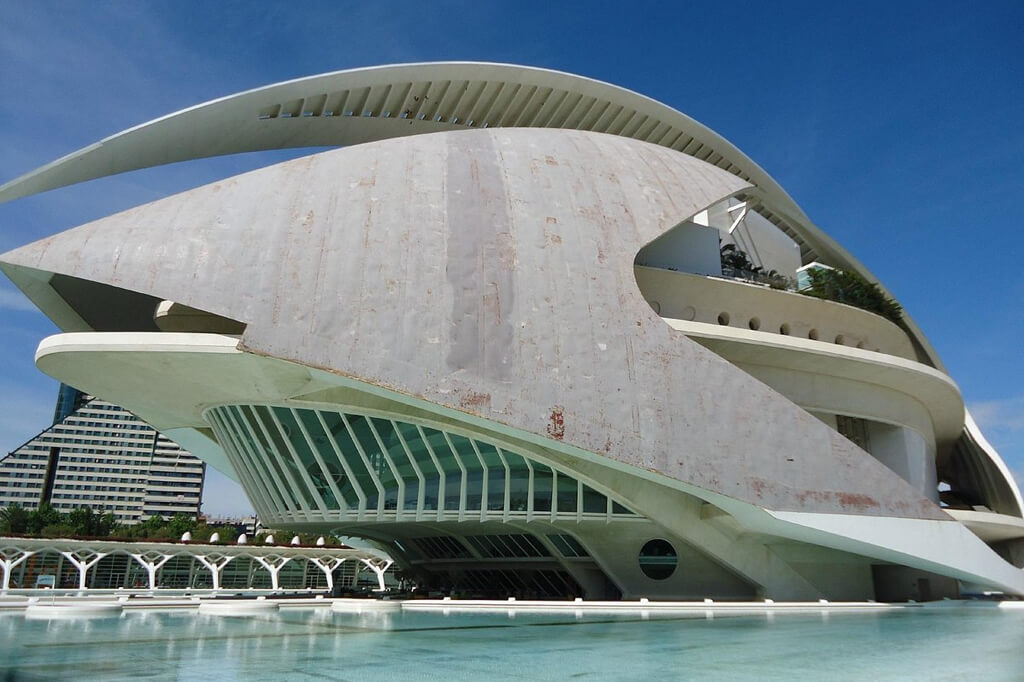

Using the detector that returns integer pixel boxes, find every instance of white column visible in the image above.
[60,550,107,590]
[194,553,235,591]
[1,549,35,591]
[130,552,173,589]
[360,558,394,591]
[309,557,346,593]
[252,554,292,591]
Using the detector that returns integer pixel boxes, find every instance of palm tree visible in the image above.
[0,504,30,534]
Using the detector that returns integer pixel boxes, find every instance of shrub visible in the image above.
[801,267,902,323]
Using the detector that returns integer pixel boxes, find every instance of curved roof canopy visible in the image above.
[1,62,837,262]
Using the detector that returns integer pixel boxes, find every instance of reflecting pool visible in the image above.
[1,605,1022,680]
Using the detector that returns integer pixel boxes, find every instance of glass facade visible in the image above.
[205,405,637,524]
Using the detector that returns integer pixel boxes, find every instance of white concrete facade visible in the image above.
[0,63,1021,601]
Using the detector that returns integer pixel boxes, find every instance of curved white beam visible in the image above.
[665,318,965,445]
[0,62,796,211]
[963,411,1024,517]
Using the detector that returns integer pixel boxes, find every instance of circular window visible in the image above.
[808,328,819,340]
[779,323,790,335]
[638,539,677,580]
[748,317,761,331]
[834,334,845,345]
[717,312,730,326]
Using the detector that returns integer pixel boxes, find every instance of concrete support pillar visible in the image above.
[59,550,107,590]
[252,555,291,591]
[360,558,394,591]
[309,557,346,593]
[194,553,235,591]
[1,549,35,591]
[130,552,173,589]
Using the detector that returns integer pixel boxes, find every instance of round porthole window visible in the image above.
[638,539,677,580]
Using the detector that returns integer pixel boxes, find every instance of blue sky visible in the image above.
[1,1,1022,517]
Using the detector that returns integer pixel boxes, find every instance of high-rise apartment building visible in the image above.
[0,385,205,524]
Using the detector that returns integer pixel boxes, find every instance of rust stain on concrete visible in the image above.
[459,391,492,410]
[547,406,565,440]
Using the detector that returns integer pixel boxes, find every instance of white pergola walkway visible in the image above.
[0,536,393,592]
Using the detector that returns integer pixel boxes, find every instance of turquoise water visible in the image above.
[1,606,1022,680]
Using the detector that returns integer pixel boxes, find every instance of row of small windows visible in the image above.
[206,405,637,521]
[50,440,153,450]
[147,481,203,489]
[55,474,146,483]
[715,313,872,349]
[60,457,150,466]
[51,427,153,438]
[51,501,132,511]
[143,502,201,510]
[55,485,144,494]
[52,493,132,501]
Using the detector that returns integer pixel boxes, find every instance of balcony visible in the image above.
[634,265,917,361]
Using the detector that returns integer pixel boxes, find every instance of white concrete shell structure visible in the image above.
[2,63,1022,601]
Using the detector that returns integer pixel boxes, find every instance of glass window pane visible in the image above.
[478,443,505,511]
[424,429,461,510]
[400,423,439,510]
[449,435,482,511]
[504,452,530,512]
[557,472,577,513]
[242,406,301,510]
[347,416,399,510]
[255,405,317,510]
[371,417,419,512]
[273,407,327,509]
[320,411,377,510]
[611,501,634,515]
[296,409,359,509]
[533,463,552,512]
[581,484,606,514]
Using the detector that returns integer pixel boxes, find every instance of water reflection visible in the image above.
[0,606,1021,680]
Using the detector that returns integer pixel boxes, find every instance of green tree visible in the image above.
[26,503,63,535]
[128,514,170,539]
[68,506,99,536]
[40,522,76,538]
[192,524,239,544]
[65,506,120,537]
[167,513,197,539]
[0,504,30,534]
